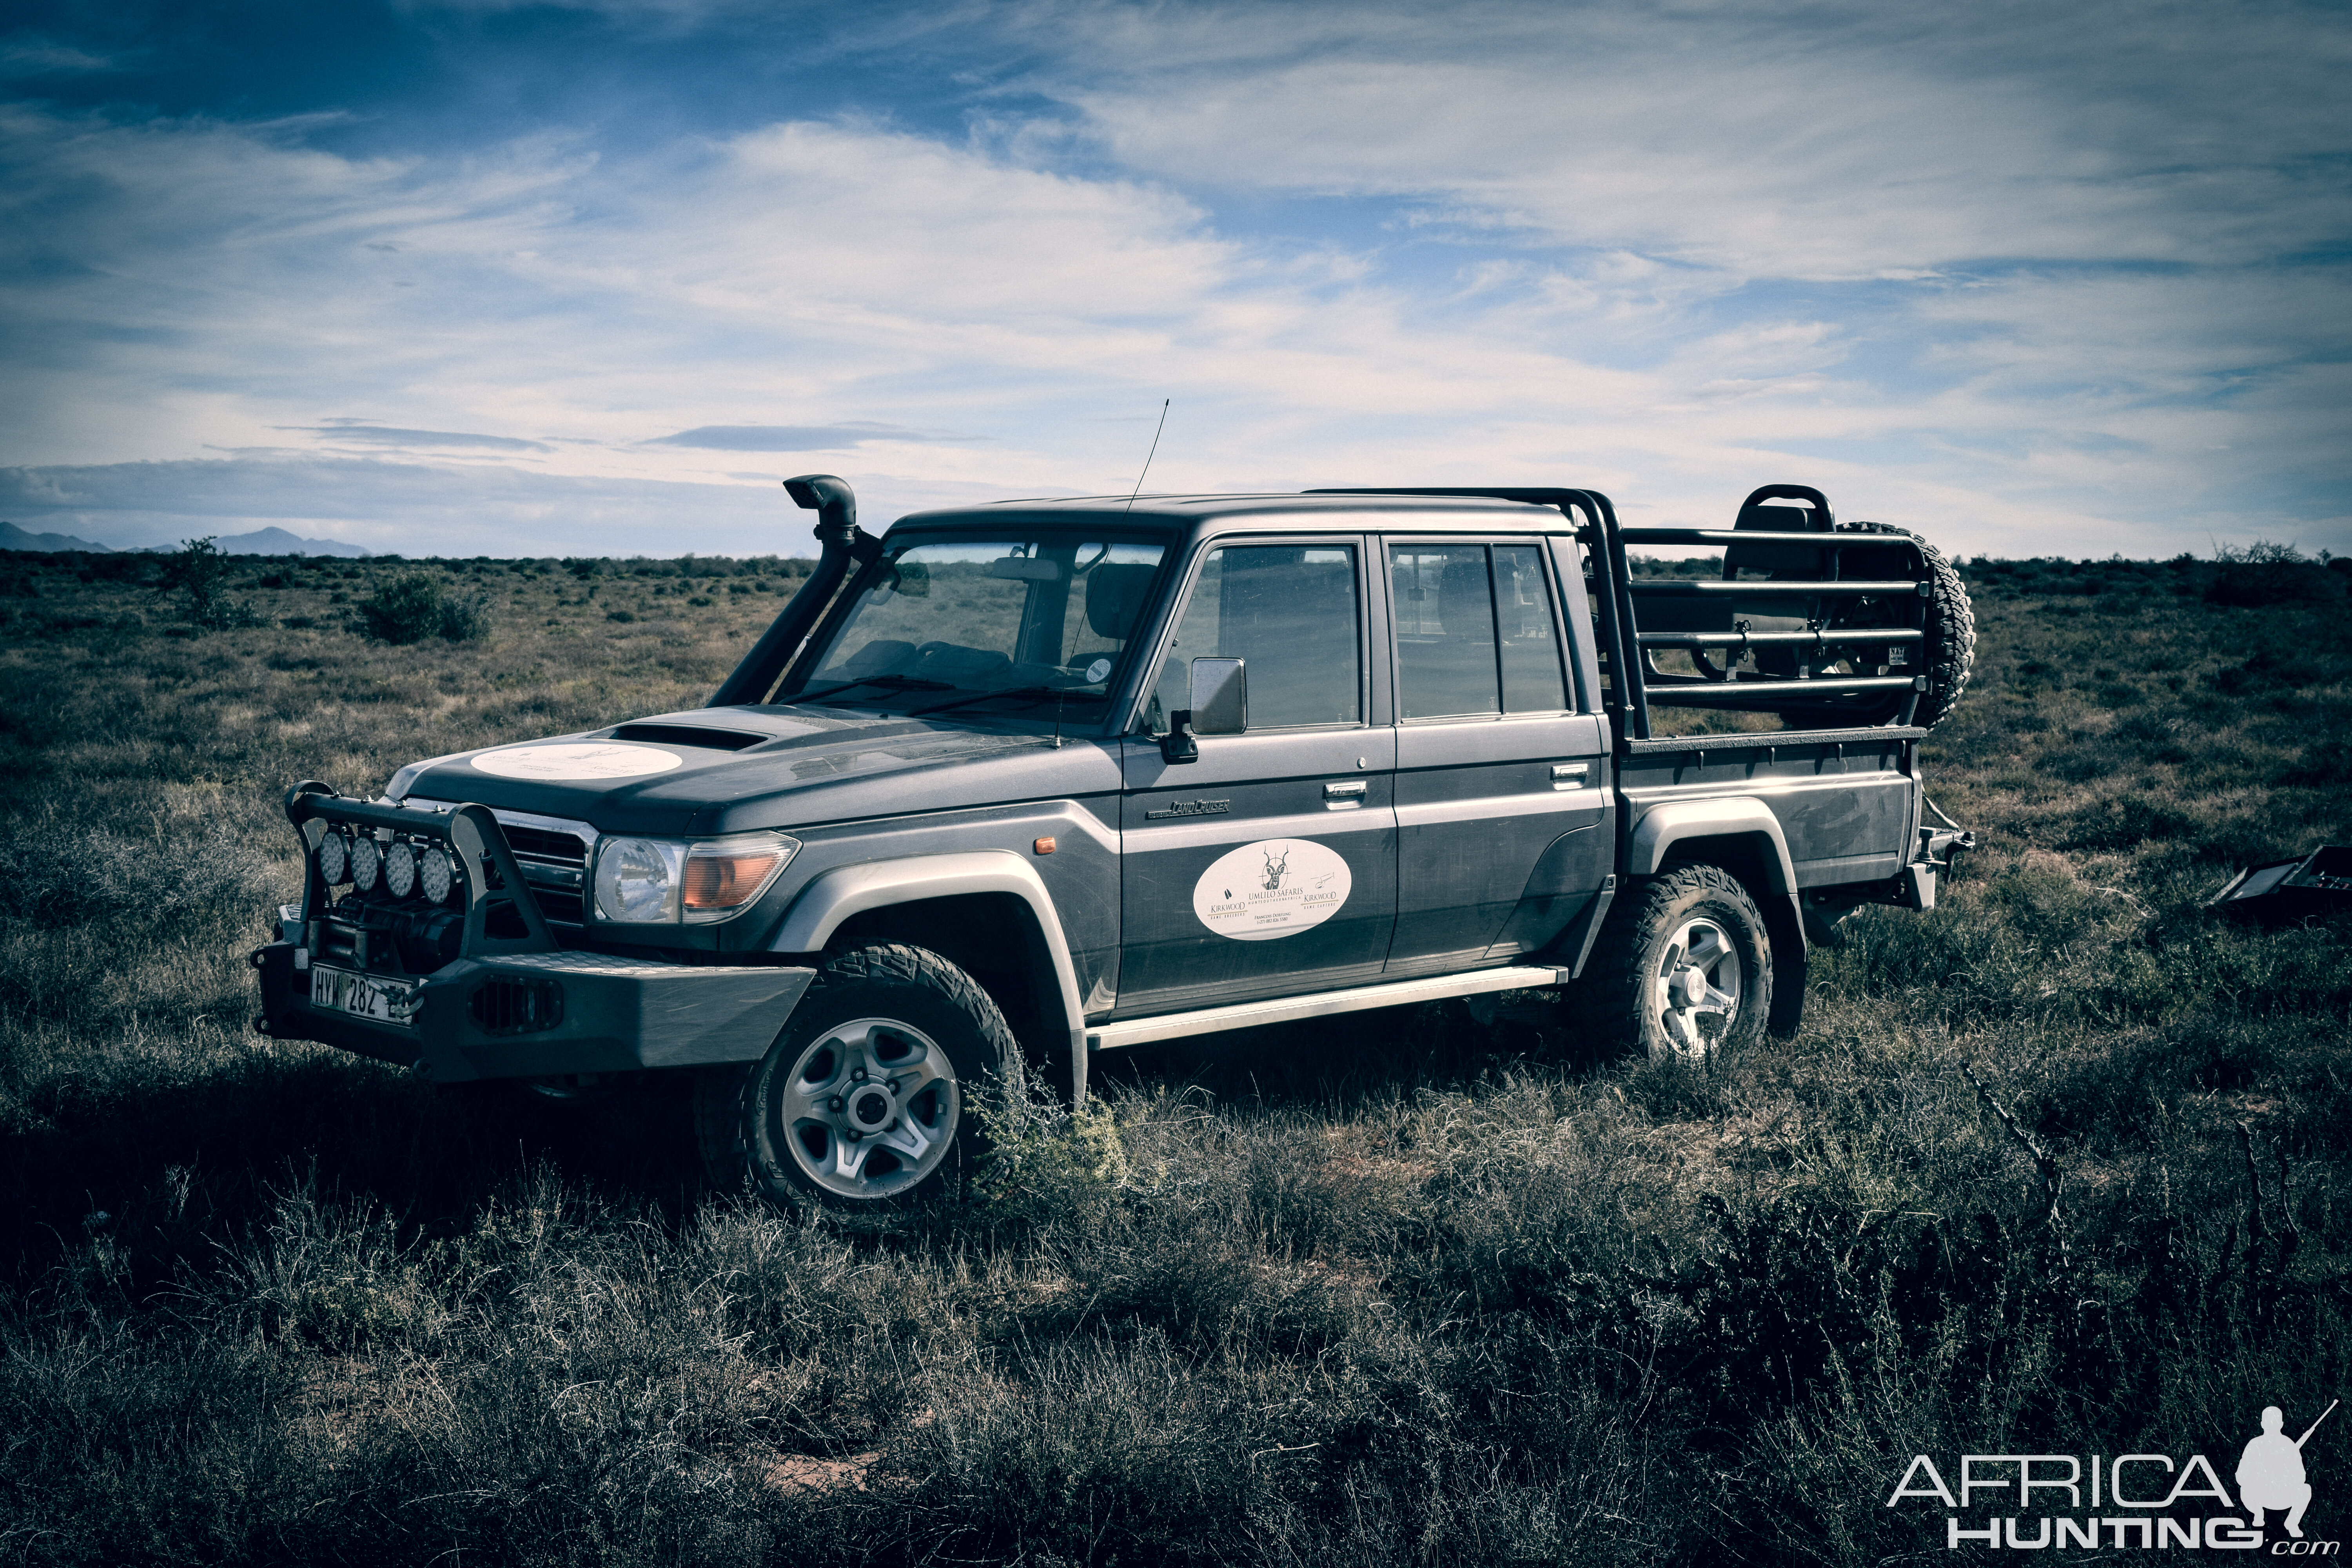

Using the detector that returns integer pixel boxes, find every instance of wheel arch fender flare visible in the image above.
[768,850,1090,1098]
[1625,800,1807,1035]
[1625,798,1797,895]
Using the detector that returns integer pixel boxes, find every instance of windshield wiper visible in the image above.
[785,673,956,707]
[904,684,1109,719]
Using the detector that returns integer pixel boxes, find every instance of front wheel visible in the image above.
[1587,866,1773,1065]
[696,944,1020,1210]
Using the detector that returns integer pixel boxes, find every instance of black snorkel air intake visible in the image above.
[708,474,881,708]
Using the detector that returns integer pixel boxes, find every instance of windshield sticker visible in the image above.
[470,743,684,780]
[1192,839,1351,941]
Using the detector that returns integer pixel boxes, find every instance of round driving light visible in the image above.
[420,845,454,904]
[384,840,417,899]
[317,831,348,886]
[351,835,381,892]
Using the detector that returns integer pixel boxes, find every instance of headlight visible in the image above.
[317,831,348,886]
[384,840,417,899]
[593,838,683,923]
[420,845,454,904]
[351,835,381,892]
[592,832,799,925]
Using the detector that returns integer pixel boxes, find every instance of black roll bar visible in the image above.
[1305,485,1653,739]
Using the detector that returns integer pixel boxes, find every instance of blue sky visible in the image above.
[2,0,2347,559]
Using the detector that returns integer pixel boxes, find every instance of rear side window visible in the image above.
[1494,544,1568,713]
[1390,542,1568,719]
[1150,544,1361,730]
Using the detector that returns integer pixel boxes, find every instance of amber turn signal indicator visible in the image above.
[683,849,787,909]
[1034,837,1056,855]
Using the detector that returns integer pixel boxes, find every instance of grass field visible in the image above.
[1,543,2348,1566]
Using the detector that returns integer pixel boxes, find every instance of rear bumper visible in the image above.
[253,942,814,1083]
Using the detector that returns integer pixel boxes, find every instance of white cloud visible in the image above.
[0,0,2347,562]
[1018,0,2352,276]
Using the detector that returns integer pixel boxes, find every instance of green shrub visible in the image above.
[359,574,494,644]
[969,1069,1130,1223]
[2205,542,2346,608]
[152,537,262,630]
[435,584,494,641]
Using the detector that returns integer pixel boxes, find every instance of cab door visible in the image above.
[1114,539,1398,1018]
[1384,538,1612,975]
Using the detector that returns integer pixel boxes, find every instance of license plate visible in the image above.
[309,964,419,1027]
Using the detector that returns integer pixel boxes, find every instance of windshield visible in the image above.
[791,535,1171,719]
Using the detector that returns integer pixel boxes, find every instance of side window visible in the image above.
[1391,542,1569,720]
[1494,544,1568,713]
[1391,543,1499,719]
[1150,544,1361,730]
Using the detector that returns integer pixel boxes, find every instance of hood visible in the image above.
[386,704,1122,837]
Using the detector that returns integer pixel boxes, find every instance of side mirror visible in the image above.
[1189,657,1246,735]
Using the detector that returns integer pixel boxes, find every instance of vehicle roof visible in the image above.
[888,491,1573,534]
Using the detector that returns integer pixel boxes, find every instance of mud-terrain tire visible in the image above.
[1775,521,1976,731]
[695,943,1020,1210]
[1586,866,1773,1065]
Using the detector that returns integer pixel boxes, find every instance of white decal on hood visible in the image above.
[470,743,684,780]
[1192,839,1351,942]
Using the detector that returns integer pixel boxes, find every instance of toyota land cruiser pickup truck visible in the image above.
[251,475,1975,1209]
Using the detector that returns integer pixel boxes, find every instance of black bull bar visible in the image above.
[251,784,811,1083]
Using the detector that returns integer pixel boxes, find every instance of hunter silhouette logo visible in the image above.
[2244,1401,2334,1538]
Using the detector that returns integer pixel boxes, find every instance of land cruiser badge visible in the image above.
[1192,839,1350,941]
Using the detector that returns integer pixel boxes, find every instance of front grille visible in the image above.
[501,821,591,925]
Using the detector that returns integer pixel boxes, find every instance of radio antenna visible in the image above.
[1125,399,1170,512]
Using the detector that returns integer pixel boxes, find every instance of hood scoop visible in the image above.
[607,722,768,752]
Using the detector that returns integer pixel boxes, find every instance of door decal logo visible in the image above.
[1193,839,1350,942]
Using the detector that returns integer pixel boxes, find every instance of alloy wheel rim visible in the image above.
[1651,917,1742,1059]
[776,1016,958,1199]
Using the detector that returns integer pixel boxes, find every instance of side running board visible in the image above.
[1088,964,1572,1052]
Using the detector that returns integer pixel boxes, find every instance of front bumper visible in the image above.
[254,942,814,1083]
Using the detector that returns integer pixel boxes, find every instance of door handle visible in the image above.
[1551,763,1590,790]
[1324,780,1367,804]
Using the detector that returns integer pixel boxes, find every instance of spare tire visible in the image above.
[1773,521,1975,731]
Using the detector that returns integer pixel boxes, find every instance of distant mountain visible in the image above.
[4,520,371,556]
[187,527,371,558]
[0,521,113,552]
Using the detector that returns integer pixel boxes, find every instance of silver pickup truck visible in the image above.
[251,477,1973,1209]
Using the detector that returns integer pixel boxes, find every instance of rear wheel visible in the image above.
[696,943,1018,1210]
[1588,866,1773,1065]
